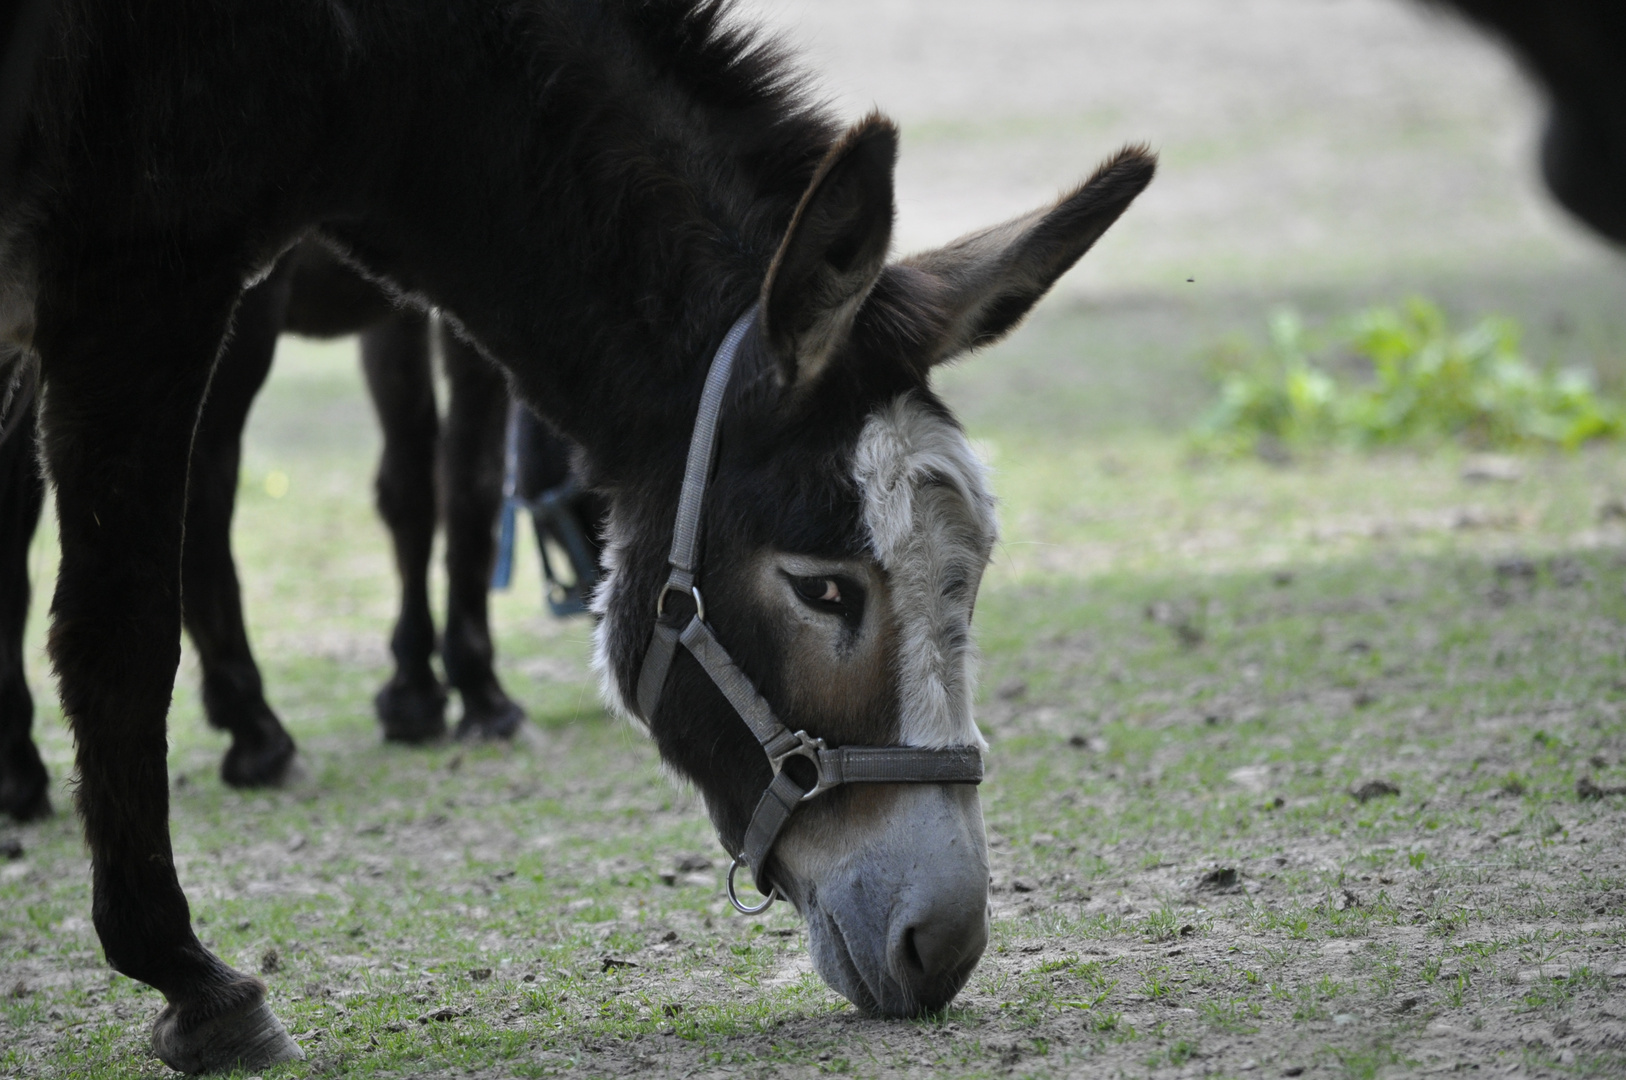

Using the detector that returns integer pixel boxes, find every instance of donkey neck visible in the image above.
[333,0,835,477]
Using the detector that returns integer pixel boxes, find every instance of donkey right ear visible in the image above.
[903,144,1156,366]
[761,114,898,393]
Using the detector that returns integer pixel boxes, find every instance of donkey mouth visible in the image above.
[773,784,991,1017]
[801,882,987,1018]
[808,902,884,1015]
[808,900,914,1017]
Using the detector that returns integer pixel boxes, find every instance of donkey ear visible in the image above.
[761,114,898,391]
[904,145,1156,366]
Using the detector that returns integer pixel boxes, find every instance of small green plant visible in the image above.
[1138,907,1182,943]
[1192,299,1625,456]
[1325,1042,1407,1080]
[1199,996,1262,1034]
[1291,985,1330,1022]
[1168,1039,1200,1066]
[1316,973,1347,1000]
[1088,1010,1121,1033]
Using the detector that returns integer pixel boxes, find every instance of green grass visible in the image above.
[7,285,1624,1076]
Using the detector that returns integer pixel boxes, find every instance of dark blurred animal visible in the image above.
[0,0,1151,1069]
[0,0,49,184]
[1435,0,1626,244]
[0,240,604,822]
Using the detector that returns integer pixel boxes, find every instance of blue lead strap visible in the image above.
[491,502,518,590]
[491,401,523,590]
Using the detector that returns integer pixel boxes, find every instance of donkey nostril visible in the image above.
[900,926,925,975]
[890,900,988,994]
[899,920,957,981]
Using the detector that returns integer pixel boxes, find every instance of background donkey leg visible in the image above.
[360,309,447,743]
[0,381,50,821]
[184,268,300,787]
[439,325,525,740]
[35,265,300,1072]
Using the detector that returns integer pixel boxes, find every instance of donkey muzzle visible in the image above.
[783,783,989,1017]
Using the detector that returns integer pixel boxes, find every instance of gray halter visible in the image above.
[634,306,985,914]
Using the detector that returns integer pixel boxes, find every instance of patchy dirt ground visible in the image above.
[8,447,1626,1079]
[5,2,1626,1078]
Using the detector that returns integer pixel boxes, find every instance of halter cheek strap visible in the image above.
[634,306,984,913]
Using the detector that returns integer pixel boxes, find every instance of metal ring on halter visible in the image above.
[726,856,777,915]
[656,581,705,623]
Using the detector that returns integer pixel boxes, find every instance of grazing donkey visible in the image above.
[284,242,539,746]
[0,240,549,822]
[0,0,1152,1070]
[1434,0,1626,245]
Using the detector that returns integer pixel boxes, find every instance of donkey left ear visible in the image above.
[904,144,1157,366]
[761,114,898,391]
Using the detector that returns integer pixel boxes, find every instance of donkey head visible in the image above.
[595,116,1154,1016]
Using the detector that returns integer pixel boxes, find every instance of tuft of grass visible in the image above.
[1192,298,1625,456]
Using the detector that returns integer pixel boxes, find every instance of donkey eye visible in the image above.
[801,577,840,603]
[793,576,841,604]
[785,573,865,626]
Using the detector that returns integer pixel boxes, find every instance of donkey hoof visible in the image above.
[0,744,52,822]
[0,783,50,823]
[219,728,298,789]
[455,697,527,742]
[375,676,448,744]
[152,994,303,1074]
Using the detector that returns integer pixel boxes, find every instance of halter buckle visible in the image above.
[656,581,705,623]
[769,730,836,802]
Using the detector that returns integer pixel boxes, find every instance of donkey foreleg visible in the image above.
[0,380,49,821]
[184,267,299,788]
[360,309,447,742]
[439,324,525,740]
[35,264,300,1072]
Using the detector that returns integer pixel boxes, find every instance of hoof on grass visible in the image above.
[376,674,449,744]
[0,740,52,822]
[219,724,298,790]
[152,994,303,1074]
[455,694,527,742]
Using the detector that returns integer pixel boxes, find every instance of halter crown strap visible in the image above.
[632,303,983,910]
[635,308,757,721]
[669,310,758,580]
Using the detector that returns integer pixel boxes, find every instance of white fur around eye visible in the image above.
[850,393,997,749]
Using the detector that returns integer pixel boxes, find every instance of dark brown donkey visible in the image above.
[0,241,564,822]
[1433,0,1626,244]
[0,1,1151,1070]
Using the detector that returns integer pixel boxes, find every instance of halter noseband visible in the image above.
[633,306,985,915]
